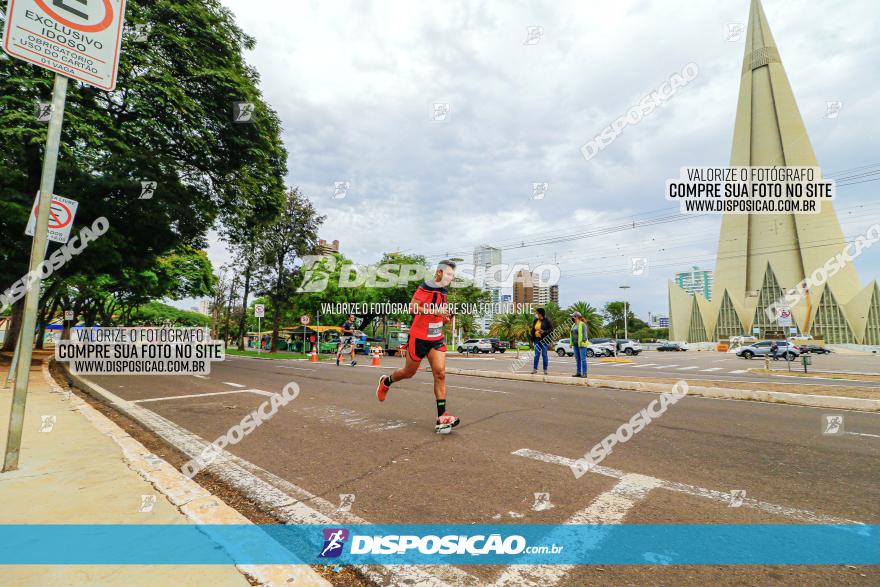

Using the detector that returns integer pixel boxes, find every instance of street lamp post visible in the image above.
[619,285,631,340]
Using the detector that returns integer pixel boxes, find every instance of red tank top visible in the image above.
[410,282,448,340]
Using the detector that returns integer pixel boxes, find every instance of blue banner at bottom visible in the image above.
[0,524,876,565]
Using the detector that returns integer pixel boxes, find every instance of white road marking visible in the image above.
[131,389,274,403]
[193,375,208,379]
[421,382,511,395]
[492,474,661,586]
[701,367,723,372]
[655,364,678,368]
[846,431,880,439]
[512,448,864,525]
[630,363,657,368]
[223,382,246,388]
[676,366,699,371]
[729,369,748,374]
[300,405,409,432]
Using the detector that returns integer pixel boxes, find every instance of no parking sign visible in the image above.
[776,306,793,327]
[25,192,78,243]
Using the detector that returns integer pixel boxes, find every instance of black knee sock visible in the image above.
[436,399,446,417]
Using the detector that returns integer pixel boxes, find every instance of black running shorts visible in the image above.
[407,337,446,361]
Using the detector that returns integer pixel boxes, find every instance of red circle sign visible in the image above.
[300,315,310,325]
[34,0,115,33]
[32,200,72,229]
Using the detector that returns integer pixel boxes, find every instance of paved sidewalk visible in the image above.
[0,357,328,586]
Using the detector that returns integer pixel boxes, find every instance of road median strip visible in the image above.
[444,368,880,412]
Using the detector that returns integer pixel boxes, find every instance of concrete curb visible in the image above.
[52,362,330,587]
[444,367,880,412]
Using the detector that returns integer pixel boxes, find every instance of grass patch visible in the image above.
[748,368,880,383]
[225,348,331,361]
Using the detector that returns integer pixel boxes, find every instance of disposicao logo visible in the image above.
[319,528,349,558]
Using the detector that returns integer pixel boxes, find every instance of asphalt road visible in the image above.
[87,354,880,585]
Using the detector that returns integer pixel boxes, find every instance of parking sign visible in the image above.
[3,0,127,90]
[254,304,265,318]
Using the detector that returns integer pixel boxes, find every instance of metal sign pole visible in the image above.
[3,73,69,472]
[257,316,261,354]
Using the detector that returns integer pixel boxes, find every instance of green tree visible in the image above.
[0,0,287,349]
[130,301,211,327]
[257,188,323,352]
[603,301,647,338]
[516,312,536,348]
[566,300,604,338]
[489,313,523,355]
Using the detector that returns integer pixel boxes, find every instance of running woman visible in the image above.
[336,314,358,367]
[376,260,459,433]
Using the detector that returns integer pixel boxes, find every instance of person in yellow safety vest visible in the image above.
[570,311,588,378]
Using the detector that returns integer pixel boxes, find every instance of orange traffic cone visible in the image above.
[371,347,381,366]
[309,344,318,363]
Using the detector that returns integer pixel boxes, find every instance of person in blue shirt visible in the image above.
[570,311,588,378]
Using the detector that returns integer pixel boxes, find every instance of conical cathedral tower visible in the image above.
[669,0,878,344]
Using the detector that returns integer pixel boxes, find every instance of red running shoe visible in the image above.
[376,375,391,402]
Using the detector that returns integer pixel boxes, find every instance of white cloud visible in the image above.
[203,0,880,320]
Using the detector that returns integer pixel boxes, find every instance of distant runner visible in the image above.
[376,260,460,433]
[336,314,357,367]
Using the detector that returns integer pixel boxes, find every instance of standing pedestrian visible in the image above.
[570,312,588,377]
[770,340,779,361]
[530,308,553,375]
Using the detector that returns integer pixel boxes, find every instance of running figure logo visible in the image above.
[319,528,349,558]
[822,414,844,435]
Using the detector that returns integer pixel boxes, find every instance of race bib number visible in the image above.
[427,321,443,338]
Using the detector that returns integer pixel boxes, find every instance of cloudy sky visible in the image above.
[206,0,880,321]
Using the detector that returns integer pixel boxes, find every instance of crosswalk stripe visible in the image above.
[630,363,657,368]
[655,364,677,368]
[491,473,660,586]
[729,369,748,374]
[677,366,699,370]
[702,367,723,372]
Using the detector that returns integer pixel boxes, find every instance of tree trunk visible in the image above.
[270,305,281,353]
[224,281,237,346]
[237,256,253,349]
[270,256,285,353]
[35,300,49,350]
[2,300,25,352]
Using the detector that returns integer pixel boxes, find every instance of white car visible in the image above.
[458,338,493,353]
[555,338,606,357]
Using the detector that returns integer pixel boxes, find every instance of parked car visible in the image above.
[614,339,643,355]
[555,338,573,356]
[458,338,493,353]
[657,342,687,352]
[556,338,607,357]
[798,344,831,355]
[589,338,616,356]
[487,338,509,353]
[735,340,800,360]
